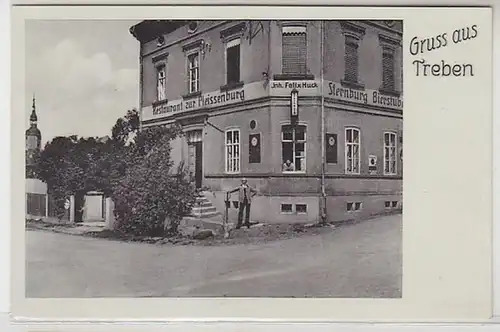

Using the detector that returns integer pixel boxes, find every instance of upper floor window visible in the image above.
[344,38,359,83]
[345,127,360,174]
[378,33,400,93]
[156,65,167,101]
[382,48,396,91]
[282,124,306,172]
[340,22,365,85]
[225,128,240,173]
[226,38,241,85]
[187,52,200,94]
[384,132,397,175]
[282,26,307,75]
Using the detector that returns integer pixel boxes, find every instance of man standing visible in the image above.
[228,178,258,229]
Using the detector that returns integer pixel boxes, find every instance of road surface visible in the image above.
[26,214,402,298]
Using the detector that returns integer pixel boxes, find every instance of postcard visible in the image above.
[10,5,493,322]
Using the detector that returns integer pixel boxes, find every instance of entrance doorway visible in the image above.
[187,130,203,189]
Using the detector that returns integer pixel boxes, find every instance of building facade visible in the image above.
[130,20,403,224]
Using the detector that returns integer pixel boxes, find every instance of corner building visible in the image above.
[130,20,403,224]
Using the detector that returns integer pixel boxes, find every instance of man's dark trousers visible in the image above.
[237,197,251,228]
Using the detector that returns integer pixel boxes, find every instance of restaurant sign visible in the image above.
[142,81,265,122]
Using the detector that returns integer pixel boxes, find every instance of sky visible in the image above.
[25,20,142,145]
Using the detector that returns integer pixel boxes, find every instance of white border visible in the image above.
[0,1,500,330]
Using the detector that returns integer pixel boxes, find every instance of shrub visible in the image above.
[112,131,197,237]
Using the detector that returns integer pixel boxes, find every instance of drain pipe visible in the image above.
[320,20,327,224]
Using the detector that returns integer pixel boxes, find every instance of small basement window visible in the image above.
[392,201,398,208]
[296,204,307,214]
[385,201,391,208]
[354,202,362,211]
[346,202,354,211]
[281,204,293,213]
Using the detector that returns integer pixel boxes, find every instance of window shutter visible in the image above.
[344,41,358,82]
[282,32,307,75]
[382,51,395,90]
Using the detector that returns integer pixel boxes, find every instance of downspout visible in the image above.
[138,42,144,132]
[320,20,327,223]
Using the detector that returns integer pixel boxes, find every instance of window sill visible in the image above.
[273,74,315,81]
[340,79,365,90]
[220,81,244,92]
[182,91,202,99]
[378,87,401,97]
[282,171,306,174]
[152,99,168,107]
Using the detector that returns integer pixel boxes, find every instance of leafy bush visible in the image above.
[112,129,197,237]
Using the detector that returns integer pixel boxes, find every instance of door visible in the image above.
[187,130,203,189]
[194,141,203,188]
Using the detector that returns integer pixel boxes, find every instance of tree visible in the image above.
[36,135,108,219]
[112,125,196,236]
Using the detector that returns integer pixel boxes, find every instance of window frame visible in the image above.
[280,203,294,214]
[224,37,242,86]
[345,127,361,175]
[383,131,398,175]
[225,128,241,174]
[382,47,396,91]
[281,123,307,174]
[378,33,400,95]
[155,64,167,102]
[186,50,200,94]
[281,24,307,76]
[340,21,365,86]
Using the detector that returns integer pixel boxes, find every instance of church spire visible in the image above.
[30,94,37,125]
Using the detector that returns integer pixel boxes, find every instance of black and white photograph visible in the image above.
[23,19,404,299]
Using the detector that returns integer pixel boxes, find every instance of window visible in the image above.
[225,129,240,173]
[345,127,360,174]
[384,132,397,175]
[282,124,306,172]
[156,65,166,101]
[296,204,307,214]
[225,38,241,85]
[340,22,364,85]
[385,200,399,209]
[344,39,359,82]
[282,26,307,75]
[347,202,361,212]
[281,204,293,213]
[382,47,396,91]
[187,52,200,94]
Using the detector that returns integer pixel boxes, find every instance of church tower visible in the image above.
[25,95,42,178]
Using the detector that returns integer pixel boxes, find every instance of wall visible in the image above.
[25,178,47,194]
[141,20,271,108]
[323,21,403,93]
[325,105,403,177]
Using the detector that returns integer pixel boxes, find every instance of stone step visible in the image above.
[191,205,217,214]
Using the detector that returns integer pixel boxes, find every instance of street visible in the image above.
[26,214,402,298]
